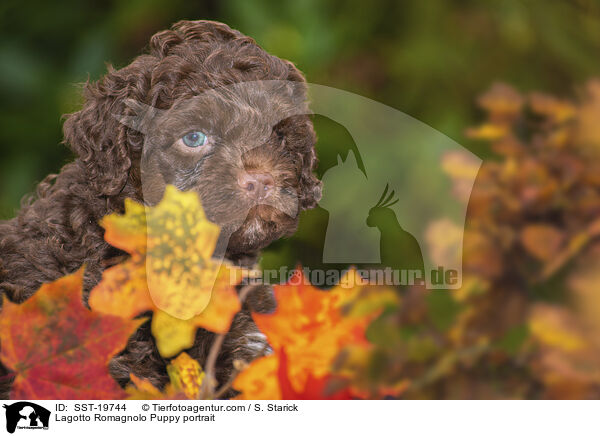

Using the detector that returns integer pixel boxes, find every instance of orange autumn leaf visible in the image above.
[101,197,148,255]
[277,349,353,400]
[0,269,143,399]
[234,351,355,400]
[234,269,384,399]
[233,355,280,400]
[253,269,371,369]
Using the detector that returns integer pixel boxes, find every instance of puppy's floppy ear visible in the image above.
[296,119,322,210]
[301,145,323,209]
[63,56,157,196]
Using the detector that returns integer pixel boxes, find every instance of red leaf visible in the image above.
[0,269,143,399]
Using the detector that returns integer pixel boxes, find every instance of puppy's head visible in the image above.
[63,20,321,258]
[138,81,318,256]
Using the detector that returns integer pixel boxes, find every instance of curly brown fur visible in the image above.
[0,20,320,398]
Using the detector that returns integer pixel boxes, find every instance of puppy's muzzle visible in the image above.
[237,171,275,201]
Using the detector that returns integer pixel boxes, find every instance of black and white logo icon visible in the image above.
[3,402,50,433]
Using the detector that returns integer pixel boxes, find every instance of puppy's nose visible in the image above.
[238,172,275,201]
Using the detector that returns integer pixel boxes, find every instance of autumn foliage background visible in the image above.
[2,1,600,399]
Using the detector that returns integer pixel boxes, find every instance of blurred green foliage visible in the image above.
[1,0,599,223]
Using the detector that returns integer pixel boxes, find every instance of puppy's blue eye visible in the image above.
[182,131,207,148]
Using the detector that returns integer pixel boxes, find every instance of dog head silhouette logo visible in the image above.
[3,402,50,433]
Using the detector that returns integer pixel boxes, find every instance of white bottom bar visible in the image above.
[0,400,590,436]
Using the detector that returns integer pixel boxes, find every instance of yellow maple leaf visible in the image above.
[142,185,222,319]
[151,264,242,357]
[89,186,243,358]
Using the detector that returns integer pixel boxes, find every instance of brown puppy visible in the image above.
[0,20,321,397]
